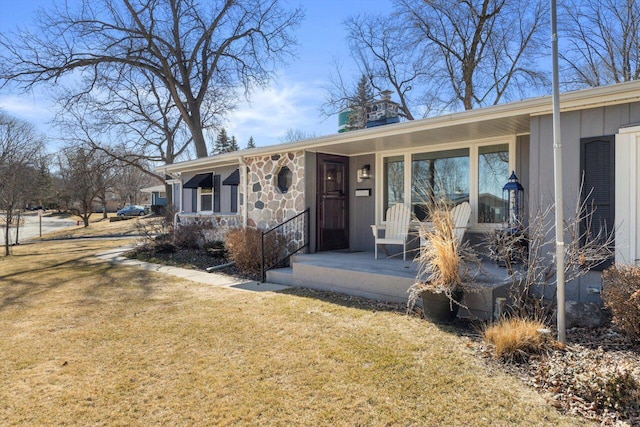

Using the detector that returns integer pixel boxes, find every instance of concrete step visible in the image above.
[265,267,296,287]
[269,252,509,320]
[290,260,412,304]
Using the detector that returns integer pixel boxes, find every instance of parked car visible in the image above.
[117,205,147,217]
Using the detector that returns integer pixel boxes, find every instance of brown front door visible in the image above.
[317,153,349,251]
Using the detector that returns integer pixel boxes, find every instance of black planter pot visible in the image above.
[421,289,464,323]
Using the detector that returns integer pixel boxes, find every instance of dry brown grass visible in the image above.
[483,317,556,362]
[0,238,591,425]
[417,208,463,290]
[34,213,155,240]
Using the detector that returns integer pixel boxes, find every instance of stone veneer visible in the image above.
[176,213,241,243]
[244,151,306,229]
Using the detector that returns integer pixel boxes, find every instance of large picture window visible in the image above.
[411,148,469,221]
[381,140,513,226]
[478,144,509,223]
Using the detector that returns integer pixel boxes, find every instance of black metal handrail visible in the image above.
[261,208,310,282]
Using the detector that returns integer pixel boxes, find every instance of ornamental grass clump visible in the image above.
[408,201,479,311]
[483,316,555,363]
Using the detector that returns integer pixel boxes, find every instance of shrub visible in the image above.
[172,222,206,250]
[602,265,640,342]
[225,227,286,275]
[483,317,555,362]
[225,227,263,274]
[585,371,640,417]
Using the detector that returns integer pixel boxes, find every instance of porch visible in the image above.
[266,251,512,320]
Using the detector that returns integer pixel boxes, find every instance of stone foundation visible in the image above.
[176,213,241,243]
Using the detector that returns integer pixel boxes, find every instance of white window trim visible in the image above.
[198,187,214,213]
[375,136,516,231]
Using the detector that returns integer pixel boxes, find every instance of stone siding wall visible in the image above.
[176,213,241,243]
[245,151,306,229]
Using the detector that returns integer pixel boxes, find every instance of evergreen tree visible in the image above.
[213,128,229,154]
[229,136,239,152]
[346,75,374,131]
[246,136,256,149]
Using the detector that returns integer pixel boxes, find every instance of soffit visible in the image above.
[309,114,531,156]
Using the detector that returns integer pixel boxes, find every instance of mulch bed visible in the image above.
[468,324,640,426]
[125,246,260,281]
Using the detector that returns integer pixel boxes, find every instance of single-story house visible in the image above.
[158,80,640,310]
[140,184,168,214]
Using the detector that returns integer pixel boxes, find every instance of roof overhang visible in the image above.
[140,185,166,193]
[157,80,640,174]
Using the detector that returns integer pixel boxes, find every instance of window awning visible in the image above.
[222,169,240,186]
[183,173,213,188]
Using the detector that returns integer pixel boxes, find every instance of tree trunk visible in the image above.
[4,218,10,256]
[14,211,20,245]
[191,124,209,158]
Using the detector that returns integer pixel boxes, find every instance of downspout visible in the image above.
[239,156,248,227]
[174,182,183,229]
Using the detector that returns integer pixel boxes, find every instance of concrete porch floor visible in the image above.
[266,251,512,320]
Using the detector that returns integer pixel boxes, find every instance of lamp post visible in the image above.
[502,171,524,232]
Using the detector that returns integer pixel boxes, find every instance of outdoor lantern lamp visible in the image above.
[357,164,371,182]
[502,171,524,231]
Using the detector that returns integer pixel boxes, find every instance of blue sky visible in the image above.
[0,0,394,152]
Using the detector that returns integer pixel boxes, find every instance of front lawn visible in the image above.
[0,239,588,425]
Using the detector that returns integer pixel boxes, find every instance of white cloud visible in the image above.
[225,78,337,148]
[0,94,54,128]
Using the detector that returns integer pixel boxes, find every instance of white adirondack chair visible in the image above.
[419,201,471,247]
[371,203,412,261]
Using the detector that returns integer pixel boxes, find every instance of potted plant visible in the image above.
[408,202,479,323]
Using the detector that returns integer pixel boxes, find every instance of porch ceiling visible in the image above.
[312,114,531,156]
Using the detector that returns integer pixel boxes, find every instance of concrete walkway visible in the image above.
[94,246,290,293]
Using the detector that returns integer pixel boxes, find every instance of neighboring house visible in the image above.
[158,80,640,303]
[140,185,168,207]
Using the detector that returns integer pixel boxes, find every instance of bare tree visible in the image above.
[560,0,640,88]
[280,128,316,143]
[346,16,428,120]
[335,0,548,118]
[57,146,114,227]
[1,0,303,158]
[0,112,44,255]
[113,160,156,207]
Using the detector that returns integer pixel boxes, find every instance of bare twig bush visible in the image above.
[485,183,615,321]
[602,265,640,342]
[483,316,556,363]
[172,222,207,250]
[134,216,171,245]
[225,227,286,275]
